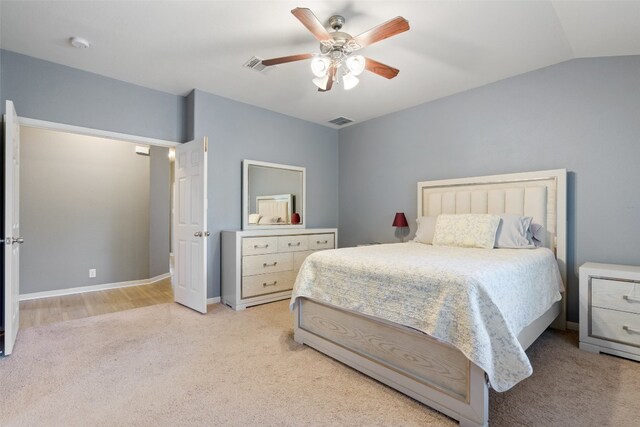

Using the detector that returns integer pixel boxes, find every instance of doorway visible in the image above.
[18,125,175,328]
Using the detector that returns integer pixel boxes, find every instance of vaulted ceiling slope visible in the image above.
[1,1,639,128]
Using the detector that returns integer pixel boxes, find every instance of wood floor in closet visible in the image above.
[19,278,174,329]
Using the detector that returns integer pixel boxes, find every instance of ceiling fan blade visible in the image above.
[364,57,400,79]
[291,8,333,43]
[318,65,337,92]
[351,16,409,49]
[261,53,314,67]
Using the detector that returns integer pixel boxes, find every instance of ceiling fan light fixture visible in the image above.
[312,74,330,89]
[310,57,331,77]
[260,8,409,92]
[346,55,365,76]
[342,72,359,90]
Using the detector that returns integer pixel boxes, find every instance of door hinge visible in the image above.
[204,136,208,153]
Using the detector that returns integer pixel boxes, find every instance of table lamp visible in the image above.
[392,212,409,242]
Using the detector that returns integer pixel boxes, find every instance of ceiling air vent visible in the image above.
[243,56,267,72]
[328,116,354,126]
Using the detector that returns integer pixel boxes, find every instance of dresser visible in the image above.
[221,228,337,310]
[579,262,640,361]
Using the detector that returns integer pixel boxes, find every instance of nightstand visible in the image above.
[579,262,640,361]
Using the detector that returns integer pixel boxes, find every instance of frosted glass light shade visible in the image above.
[342,72,359,90]
[346,55,365,76]
[311,57,331,77]
[312,75,329,89]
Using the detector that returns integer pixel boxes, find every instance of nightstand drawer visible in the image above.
[308,233,334,250]
[592,307,640,347]
[242,237,278,256]
[242,253,293,276]
[592,278,640,314]
[242,271,296,298]
[278,235,309,252]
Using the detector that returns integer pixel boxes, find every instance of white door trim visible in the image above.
[4,100,21,356]
[18,117,181,147]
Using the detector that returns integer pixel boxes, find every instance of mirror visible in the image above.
[242,160,306,229]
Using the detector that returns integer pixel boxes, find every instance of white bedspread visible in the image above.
[290,242,563,392]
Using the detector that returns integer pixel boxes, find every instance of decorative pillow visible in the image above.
[494,214,535,248]
[527,222,545,247]
[413,216,437,244]
[432,214,500,249]
[258,215,281,225]
[248,213,262,224]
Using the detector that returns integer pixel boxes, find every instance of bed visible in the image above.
[290,169,567,427]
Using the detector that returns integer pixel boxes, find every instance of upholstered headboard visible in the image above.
[417,169,567,327]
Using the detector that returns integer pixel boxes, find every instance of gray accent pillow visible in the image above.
[495,214,535,248]
[527,222,545,247]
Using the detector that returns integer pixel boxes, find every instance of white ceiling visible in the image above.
[1,1,639,128]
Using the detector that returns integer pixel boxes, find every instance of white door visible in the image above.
[3,100,22,356]
[173,137,208,313]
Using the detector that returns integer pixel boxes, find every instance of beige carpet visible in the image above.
[1,300,638,427]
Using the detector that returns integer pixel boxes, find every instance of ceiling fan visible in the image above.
[261,8,410,92]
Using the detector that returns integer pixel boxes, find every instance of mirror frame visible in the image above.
[242,159,306,230]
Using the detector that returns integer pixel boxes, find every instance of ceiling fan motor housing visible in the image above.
[329,15,345,31]
[320,31,353,56]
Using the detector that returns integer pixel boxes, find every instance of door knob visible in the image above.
[12,237,24,244]
[194,232,203,237]
[204,231,210,237]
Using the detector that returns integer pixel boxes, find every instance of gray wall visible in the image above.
[149,145,171,278]
[20,127,151,294]
[0,50,186,142]
[193,89,339,299]
[338,55,640,323]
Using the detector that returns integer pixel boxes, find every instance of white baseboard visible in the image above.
[19,272,172,301]
[207,297,221,305]
[566,321,579,331]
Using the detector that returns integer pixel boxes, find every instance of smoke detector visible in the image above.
[69,37,91,49]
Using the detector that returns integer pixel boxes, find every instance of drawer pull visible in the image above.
[623,325,640,334]
[623,295,640,303]
[254,244,269,249]
[316,240,328,244]
[288,242,301,247]
[263,281,278,287]
[263,262,278,267]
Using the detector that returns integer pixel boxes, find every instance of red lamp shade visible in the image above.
[392,212,408,228]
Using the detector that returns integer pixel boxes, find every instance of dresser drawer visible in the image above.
[294,250,316,270]
[277,235,309,252]
[242,253,293,277]
[592,278,640,314]
[592,307,640,347]
[308,233,334,250]
[242,271,296,299]
[242,237,278,256]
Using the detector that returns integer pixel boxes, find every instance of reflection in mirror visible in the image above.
[242,160,306,230]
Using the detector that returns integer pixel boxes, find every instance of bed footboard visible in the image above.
[294,298,489,427]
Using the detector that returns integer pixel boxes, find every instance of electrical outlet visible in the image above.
[89,269,96,278]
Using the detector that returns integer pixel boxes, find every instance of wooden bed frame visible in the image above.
[293,169,567,427]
